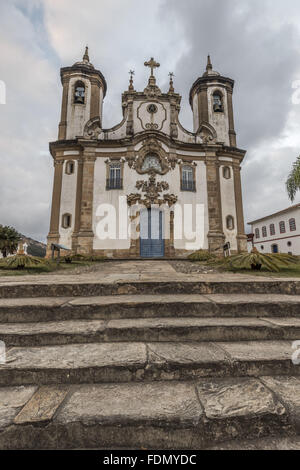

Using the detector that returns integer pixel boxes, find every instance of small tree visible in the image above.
[0,225,21,258]
[286,155,300,202]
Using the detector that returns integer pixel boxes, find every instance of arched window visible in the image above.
[213,91,223,112]
[141,155,162,172]
[279,221,286,234]
[62,213,72,229]
[74,81,85,104]
[181,165,195,191]
[255,228,260,239]
[262,226,267,238]
[65,160,75,175]
[107,162,122,190]
[270,224,275,236]
[226,215,234,230]
[223,166,231,179]
[289,218,296,232]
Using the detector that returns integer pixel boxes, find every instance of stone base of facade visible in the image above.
[237,234,248,253]
[73,231,94,255]
[208,232,226,254]
[92,248,192,259]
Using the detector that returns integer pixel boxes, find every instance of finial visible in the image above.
[206,55,212,72]
[83,46,90,63]
[168,72,175,93]
[129,70,135,91]
[144,57,160,77]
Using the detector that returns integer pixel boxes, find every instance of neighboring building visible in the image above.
[47,49,247,258]
[248,204,300,254]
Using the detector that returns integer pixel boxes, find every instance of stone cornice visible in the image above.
[60,66,107,97]
[49,135,246,160]
[189,75,234,106]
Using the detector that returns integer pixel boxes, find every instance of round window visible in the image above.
[147,104,158,114]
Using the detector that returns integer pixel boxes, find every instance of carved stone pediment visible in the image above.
[127,172,177,208]
[84,117,102,140]
[127,138,176,175]
[197,122,217,144]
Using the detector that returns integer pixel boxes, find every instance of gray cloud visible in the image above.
[1,0,300,240]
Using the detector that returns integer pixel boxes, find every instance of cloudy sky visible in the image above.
[1,0,300,241]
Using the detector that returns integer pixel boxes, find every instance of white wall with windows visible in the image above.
[249,206,300,255]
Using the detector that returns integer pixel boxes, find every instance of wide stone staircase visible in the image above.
[1,277,300,449]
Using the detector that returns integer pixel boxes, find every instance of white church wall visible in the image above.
[219,164,238,251]
[66,76,92,139]
[92,157,209,252]
[133,100,170,135]
[59,160,77,248]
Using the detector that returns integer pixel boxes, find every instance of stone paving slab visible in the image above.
[0,386,36,430]
[14,385,69,424]
[260,376,300,431]
[0,378,293,449]
[196,377,285,419]
[0,294,300,324]
[2,316,298,346]
[0,340,299,386]
[207,435,300,450]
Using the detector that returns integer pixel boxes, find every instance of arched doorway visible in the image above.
[271,244,279,254]
[140,208,164,258]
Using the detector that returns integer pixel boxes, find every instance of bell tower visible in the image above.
[189,56,237,147]
[58,47,107,140]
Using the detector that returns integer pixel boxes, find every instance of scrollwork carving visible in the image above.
[127,172,178,208]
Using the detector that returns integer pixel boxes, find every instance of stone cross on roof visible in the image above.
[144,57,160,77]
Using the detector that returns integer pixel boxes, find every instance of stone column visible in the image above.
[46,160,64,256]
[76,150,96,255]
[233,163,247,252]
[198,85,209,126]
[71,158,84,252]
[227,88,237,147]
[206,155,225,253]
[129,204,140,257]
[58,77,69,140]
[164,206,175,258]
[90,79,100,121]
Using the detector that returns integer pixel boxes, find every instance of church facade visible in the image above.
[47,48,247,258]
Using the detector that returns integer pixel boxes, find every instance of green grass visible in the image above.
[217,262,300,278]
[0,259,95,277]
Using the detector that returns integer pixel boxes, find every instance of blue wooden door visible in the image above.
[140,208,164,258]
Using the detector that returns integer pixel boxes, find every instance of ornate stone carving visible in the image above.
[197,122,217,145]
[127,138,175,175]
[84,117,102,140]
[127,172,177,208]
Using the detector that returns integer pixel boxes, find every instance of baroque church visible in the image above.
[47,48,247,258]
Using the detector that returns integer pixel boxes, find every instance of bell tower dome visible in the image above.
[189,56,237,147]
[58,47,107,140]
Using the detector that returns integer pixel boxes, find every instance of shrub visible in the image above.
[188,250,217,262]
[0,254,49,270]
[223,248,300,273]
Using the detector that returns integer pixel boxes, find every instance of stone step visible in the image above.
[1,294,300,323]
[0,377,298,449]
[1,279,300,299]
[1,317,300,347]
[1,341,299,386]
